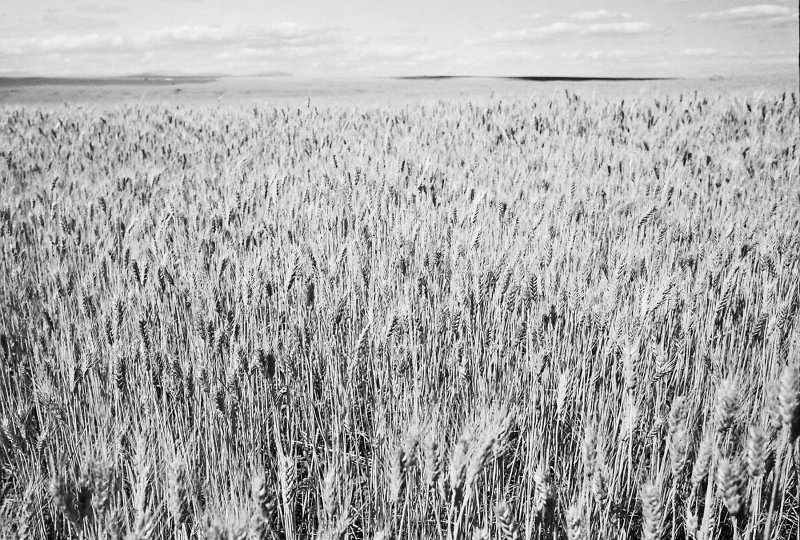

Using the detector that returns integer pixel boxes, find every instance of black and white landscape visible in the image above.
[1,2,799,539]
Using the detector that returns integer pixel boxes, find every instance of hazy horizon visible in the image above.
[0,73,697,80]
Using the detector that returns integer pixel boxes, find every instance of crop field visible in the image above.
[0,89,799,540]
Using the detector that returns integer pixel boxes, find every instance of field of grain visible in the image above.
[1,90,799,539]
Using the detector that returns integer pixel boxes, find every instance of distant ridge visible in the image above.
[0,75,219,87]
[0,74,677,87]
[394,76,674,82]
[507,76,673,82]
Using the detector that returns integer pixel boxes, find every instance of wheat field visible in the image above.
[1,90,799,539]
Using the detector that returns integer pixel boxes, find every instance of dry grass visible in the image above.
[0,91,799,539]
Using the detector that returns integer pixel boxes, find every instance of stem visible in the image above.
[763,430,785,540]
[398,497,408,539]
[748,477,760,540]
[446,489,458,540]
[453,488,471,540]
[796,440,800,540]
[700,468,716,540]
[431,491,444,540]
[670,478,677,540]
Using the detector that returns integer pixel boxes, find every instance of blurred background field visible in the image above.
[0,74,797,106]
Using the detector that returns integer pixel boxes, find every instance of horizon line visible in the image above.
[0,73,703,87]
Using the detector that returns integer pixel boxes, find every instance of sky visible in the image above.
[0,0,797,78]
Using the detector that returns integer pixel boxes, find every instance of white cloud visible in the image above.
[0,23,446,75]
[0,24,350,57]
[488,19,652,43]
[143,23,345,49]
[695,4,795,24]
[561,49,647,61]
[491,50,543,61]
[42,11,121,30]
[585,21,651,34]
[570,10,633,22]
[681,47,717,57]
[0,34,126,55]
[76,3,128,14]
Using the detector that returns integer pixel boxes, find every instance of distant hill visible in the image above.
[394,75,674,82]
[0,72,296,87]
[0,75,219,87]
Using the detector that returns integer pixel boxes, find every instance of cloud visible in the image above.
[0,34,125,56]
[77,3,129,14]
[570,10,633,22]
[0,8,123,37]
[680,47,717,57]
[561,49,647,61]
[695,4,795,24]
[585,21,651,34]
[42,13,122,32]
[0,23,445,75]
[0,23,349,57]
[148,23,344,49]
[488,20,653,43]
[491,50,543,61]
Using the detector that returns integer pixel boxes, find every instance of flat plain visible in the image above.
[1,73,797,105]
[1,75,799,539]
